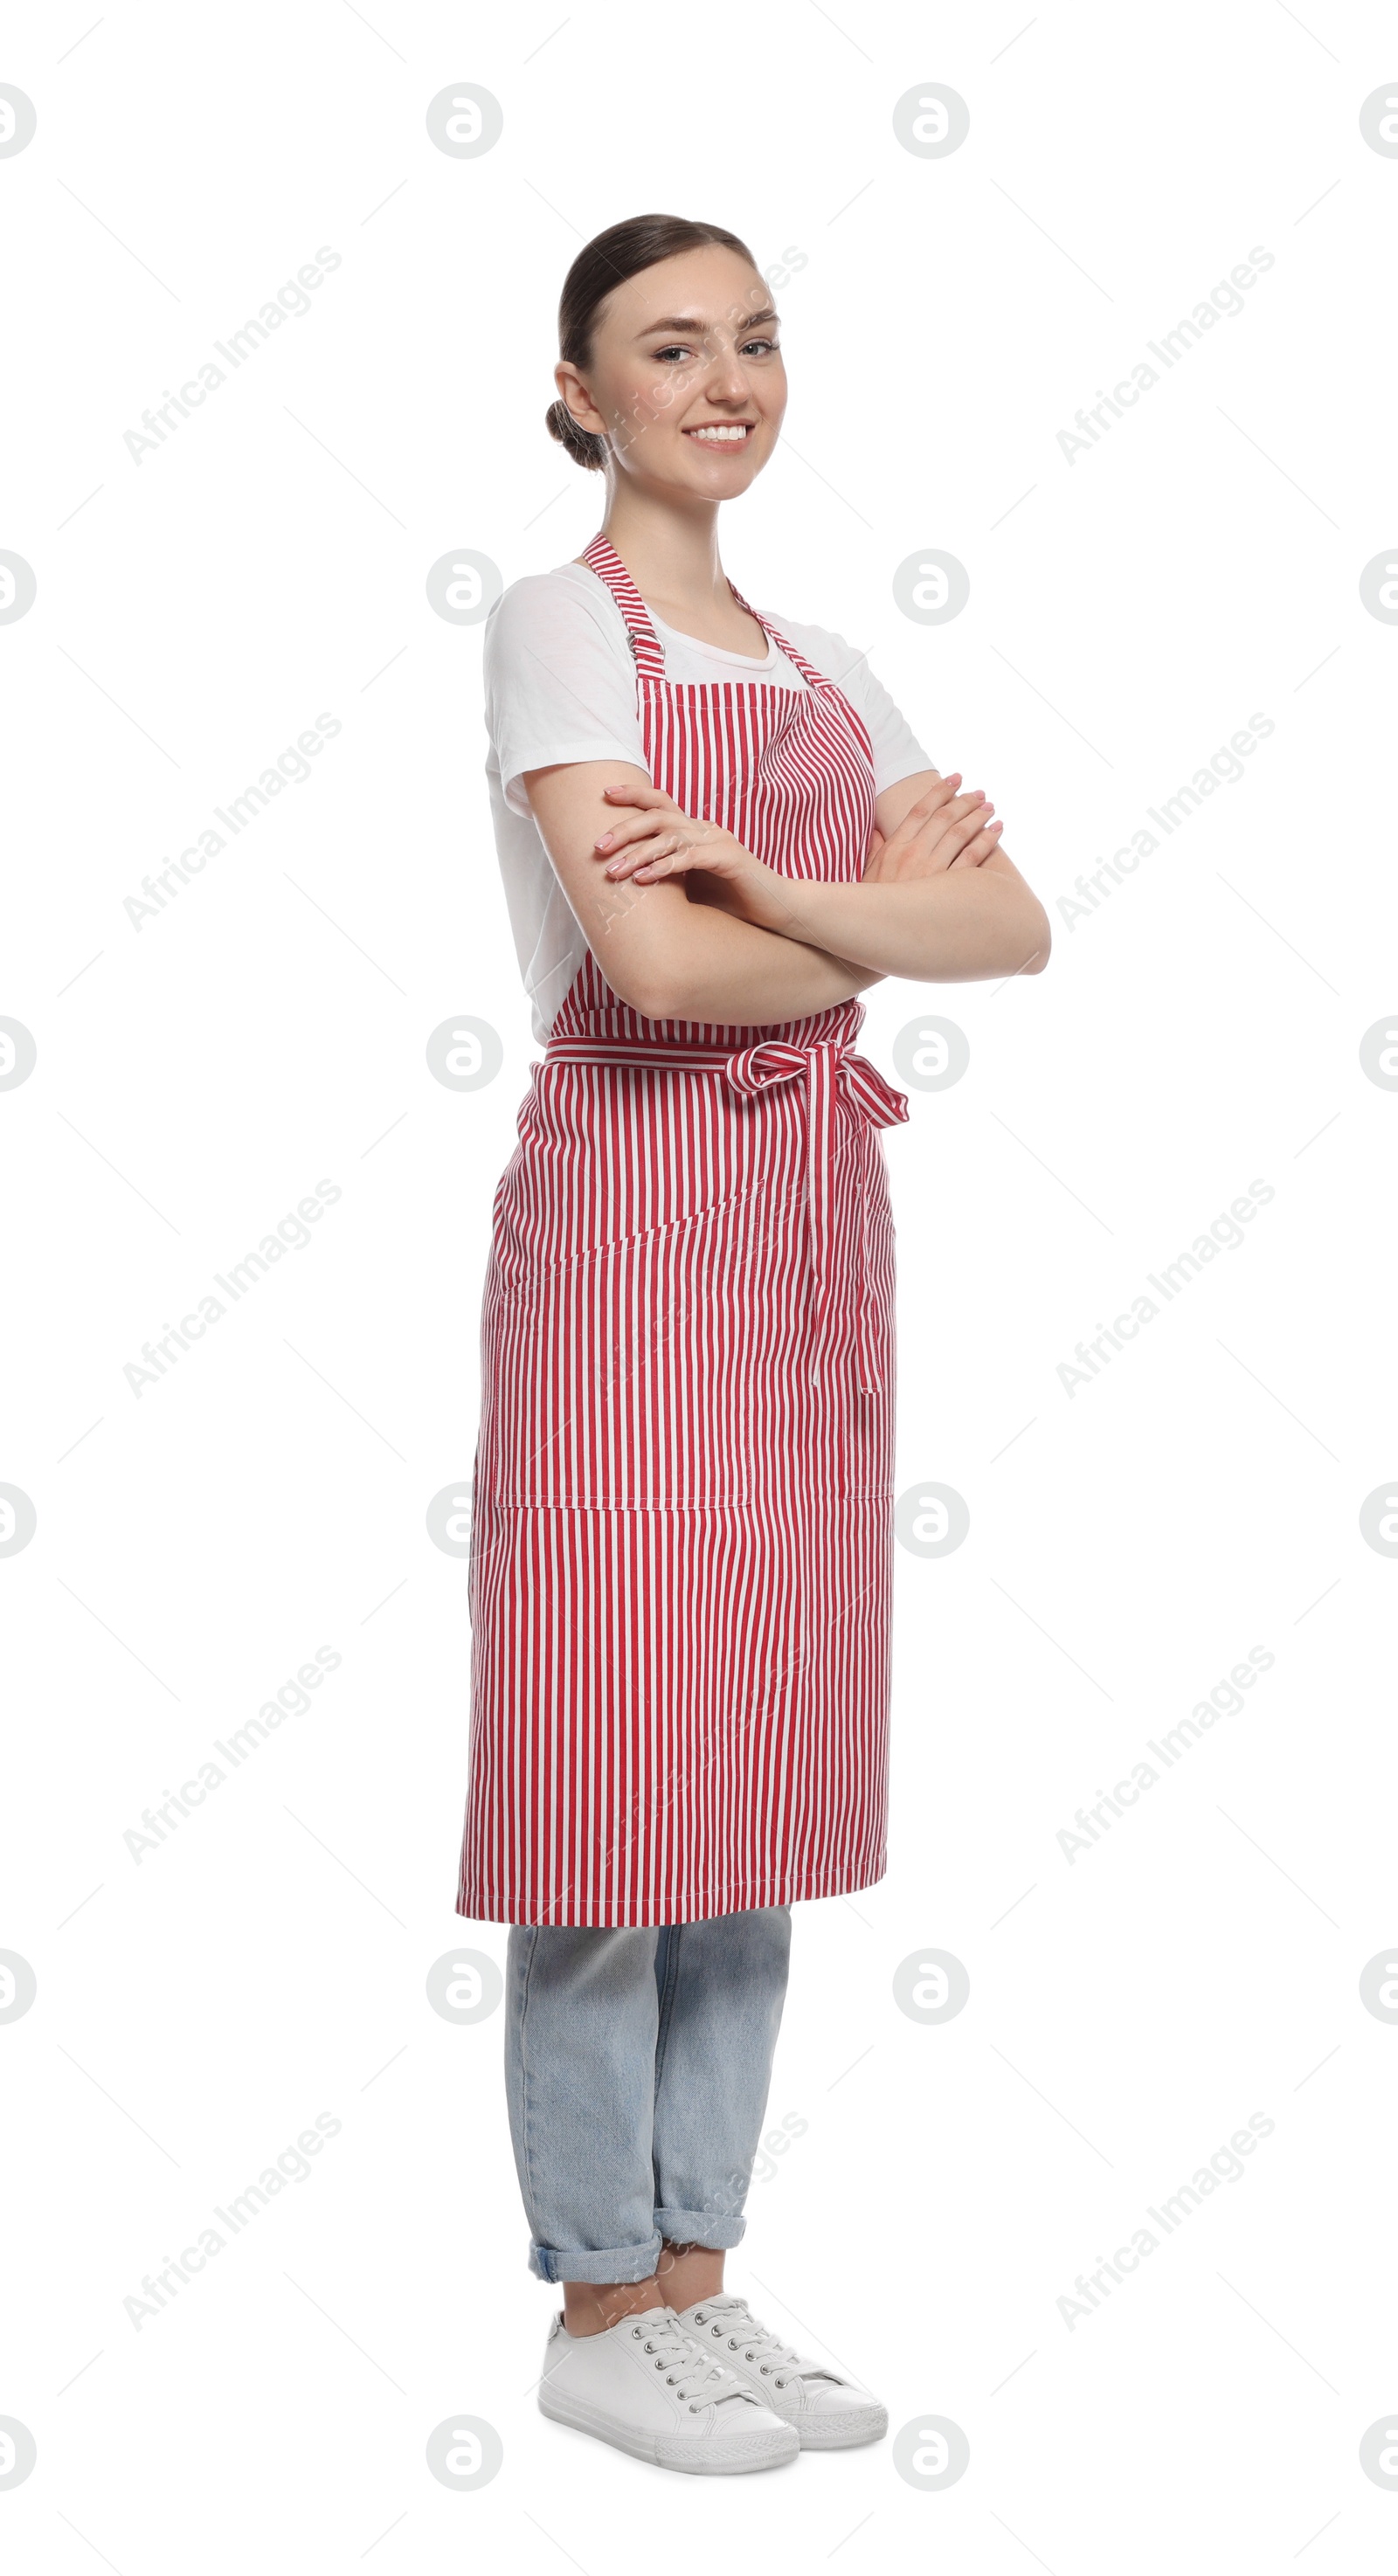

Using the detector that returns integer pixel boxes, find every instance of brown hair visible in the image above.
[545,212,758,471]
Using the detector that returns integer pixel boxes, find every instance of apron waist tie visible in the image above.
[541,1035,910,1392]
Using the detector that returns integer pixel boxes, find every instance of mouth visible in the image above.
[682,422,756,448]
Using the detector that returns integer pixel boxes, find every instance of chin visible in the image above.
[676,446,764,484]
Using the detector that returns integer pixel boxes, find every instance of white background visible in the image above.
[3,1,1397,2567]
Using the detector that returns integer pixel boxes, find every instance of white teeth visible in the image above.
[688,425,750,442]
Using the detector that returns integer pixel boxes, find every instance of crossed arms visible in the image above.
[522,760,1052,1026]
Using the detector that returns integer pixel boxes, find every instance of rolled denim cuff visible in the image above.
[528,2227,663,2284]
[654,2205,748,2251]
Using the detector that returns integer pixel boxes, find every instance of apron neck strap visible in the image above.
[722,575,828,692]
[581,531,827,692]
[580,533,667,678]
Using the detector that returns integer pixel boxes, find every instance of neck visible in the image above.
[595,486,730,618]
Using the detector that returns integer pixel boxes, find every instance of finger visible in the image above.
[633,847,695,881]
[903,773,965,819]
[931,792,992,835]
[600,781,664,808]
[943,814,1002,867]
[903,788,986,842]
[604,832,682,878]
[908,805,993,874]
[945,818,1005,869]
[595,808,680,854]
[633,840,723,882]
[885,783,983,865]
[900,796,988,859]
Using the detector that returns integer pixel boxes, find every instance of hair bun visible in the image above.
[546,397,606,471]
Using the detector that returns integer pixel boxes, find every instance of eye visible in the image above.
[653,344,696,364]
[740,336,781,358]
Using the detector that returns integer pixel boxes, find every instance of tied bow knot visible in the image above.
[721,1039,909,1390]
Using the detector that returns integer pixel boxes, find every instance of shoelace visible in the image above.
[689,2296,841,2392]
[629,2310,755,2411]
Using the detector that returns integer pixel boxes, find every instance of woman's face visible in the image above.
[557,245,786,495]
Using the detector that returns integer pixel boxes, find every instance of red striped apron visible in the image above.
[456,533,909,1927]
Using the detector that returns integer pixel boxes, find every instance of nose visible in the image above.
[701,341,754,405]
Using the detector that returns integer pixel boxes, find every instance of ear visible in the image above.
[554,359,606,438]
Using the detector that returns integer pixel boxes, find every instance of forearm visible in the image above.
[600,877,882,1023]
[758,852,1051,981]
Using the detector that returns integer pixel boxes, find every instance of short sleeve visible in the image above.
[844,653,936,795]
[483,570,648,816]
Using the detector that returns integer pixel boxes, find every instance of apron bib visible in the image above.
[457,535,908,1926]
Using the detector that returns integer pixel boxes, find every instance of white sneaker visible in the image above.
[674,2292,889,2450]
[537,2301,799,2475]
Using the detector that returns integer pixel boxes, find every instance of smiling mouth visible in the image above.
[682,422,755,446]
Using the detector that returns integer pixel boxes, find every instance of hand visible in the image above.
[863,771,1005,882]
[592,782,794,931]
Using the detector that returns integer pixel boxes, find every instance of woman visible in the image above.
[456,212,1051,2476]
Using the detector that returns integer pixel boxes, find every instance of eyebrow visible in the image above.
[638,307,780,336]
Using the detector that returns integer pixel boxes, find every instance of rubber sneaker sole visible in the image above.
[793,2398,889,2450]
[539,2380,799,2474]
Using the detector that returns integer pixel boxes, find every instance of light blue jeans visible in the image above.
[504,1908,792,2284]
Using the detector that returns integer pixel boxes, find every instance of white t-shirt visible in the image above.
[482,557,935,1040]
